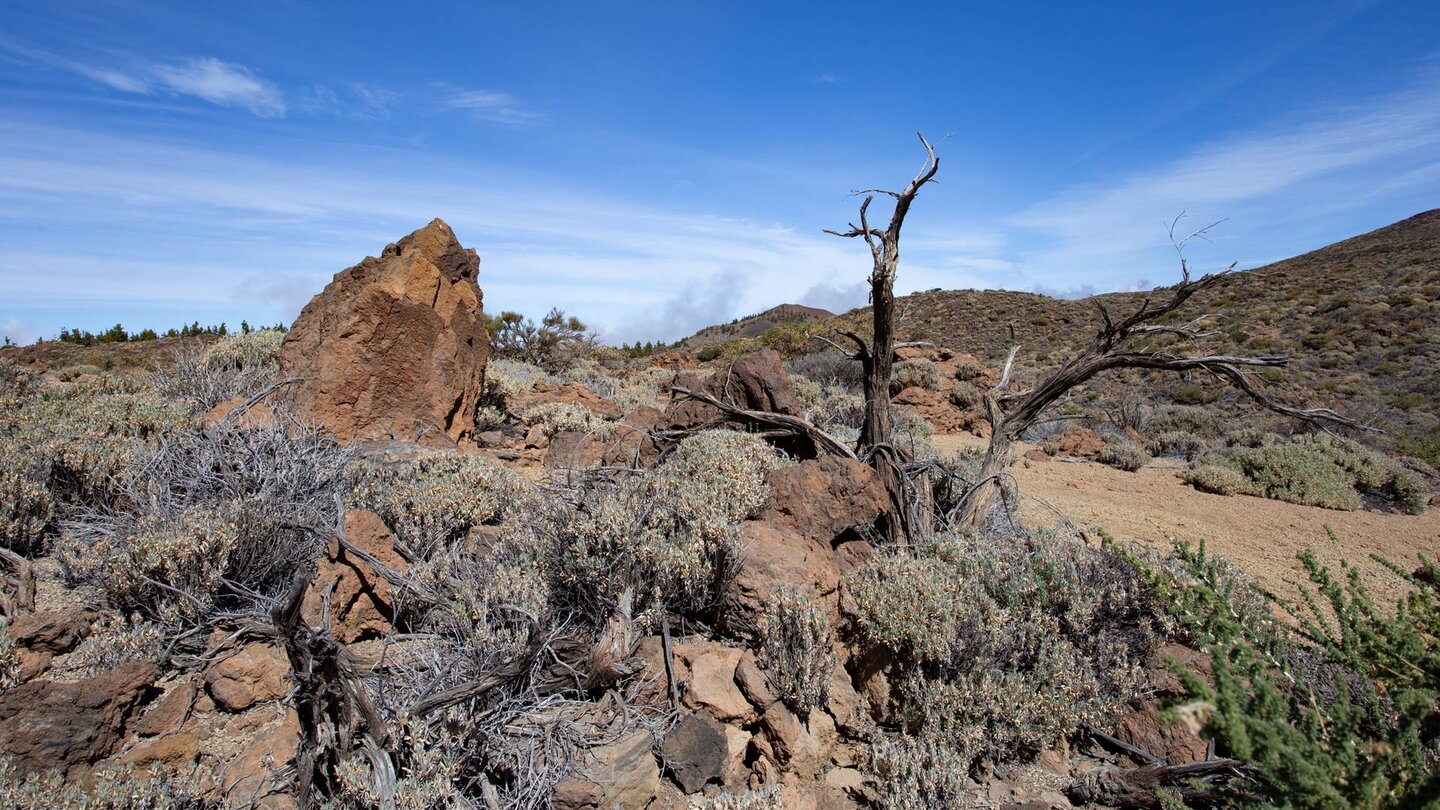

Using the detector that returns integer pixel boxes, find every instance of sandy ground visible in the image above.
[933,434,1440,607]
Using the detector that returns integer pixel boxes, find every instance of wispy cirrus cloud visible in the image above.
[1008,74,1440,287]
[440,85,539,125]
[1,41,286,117]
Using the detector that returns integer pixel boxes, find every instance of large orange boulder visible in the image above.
[279,219,489,444]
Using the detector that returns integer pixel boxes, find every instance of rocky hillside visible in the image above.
[806,210,1440,440]
[677,303,835,352]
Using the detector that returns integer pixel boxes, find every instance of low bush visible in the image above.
[150,330,284,411]
[1097,442,1150,471]
[890,358,940,395]
[60,411,351,625]
[1147,429,1210,460]
[1,373,190,553]
[539,429,789,627]
[947,380,982,410]
[788,352,863,390]
[851,531,1160,771]
[0,759,219,809]
[518,401,610,439]
[869,736,972,809]
[1182,434,1427,514]
[349,451,527,560]
[758,587,832,715]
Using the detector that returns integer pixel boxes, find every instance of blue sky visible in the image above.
[1,1,1437,345]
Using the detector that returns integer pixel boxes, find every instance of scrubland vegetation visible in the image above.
[1,201,1436,809]
[2,316,1434,809]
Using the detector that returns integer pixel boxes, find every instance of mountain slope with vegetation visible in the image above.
[746,210,1440,449]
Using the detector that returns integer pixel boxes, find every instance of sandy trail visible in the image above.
[933,434,1440,606]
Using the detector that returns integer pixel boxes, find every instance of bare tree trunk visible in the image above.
[958,427,1015,527]
[860,266,896,450]
[825,134,940,542]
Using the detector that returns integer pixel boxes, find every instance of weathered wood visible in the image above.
[271,569,391,804]
[0,547,36,618]
[1067,758,1259,808]
[824,133,940,542]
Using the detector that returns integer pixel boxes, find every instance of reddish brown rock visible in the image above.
[223,708,301,807]
[600,406,667,468]
[551,729,660,810]
[119,732,201,768]
[667,349,803,432]
[133,679,197,737]
[1024,448,1050,462]
[684,648,754,724]
[1111,700,1208,766]
[649,350,698,371]
[302,509,406,642]
[512,380,624,420]
[279,219,489,444]
[892,385,983,435]
[1049,427,1106,458]
[723,522,839,639]
[0,661,159,778]
[203,395,276,430]
[204,644,289,712]
[8,607,95,654]
[757,456,889,544]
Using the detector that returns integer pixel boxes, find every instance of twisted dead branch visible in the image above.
[270,569,392,804]
[955,219,1373,527]
[0,547,36,618]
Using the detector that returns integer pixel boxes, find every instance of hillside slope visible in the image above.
[676,303,835,351]
[811,210,1440,437]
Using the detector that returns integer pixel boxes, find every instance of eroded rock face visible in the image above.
[302,509,406,643]
[0,661,159,779]
[668,349,802,429]
[280,219,489,444]
[551,729,660,810]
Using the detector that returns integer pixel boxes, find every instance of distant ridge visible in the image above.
[676,303,835,350]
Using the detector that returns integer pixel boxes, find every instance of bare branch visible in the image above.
[668,386,858,460]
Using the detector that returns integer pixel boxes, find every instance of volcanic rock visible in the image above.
[279,219,489,444]
[0,661,160,779]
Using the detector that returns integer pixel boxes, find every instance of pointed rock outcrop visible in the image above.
[280,219,489,444]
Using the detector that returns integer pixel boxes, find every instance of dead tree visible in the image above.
[823,133,940,537]
[955,221,1371,528]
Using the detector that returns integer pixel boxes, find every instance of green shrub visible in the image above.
[1140,540,1440,808]
[890,358,940,395]
[1097,443,1150,471]
[1183,463,1259,497]
[1183,434,1427,514]
[851,532,1159,770]
[1173,382,1220,405]
[1396,430,1440,468]
[758,587,833,715]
